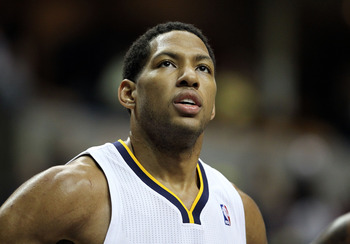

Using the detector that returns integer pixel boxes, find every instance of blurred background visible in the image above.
[0,0,349,243]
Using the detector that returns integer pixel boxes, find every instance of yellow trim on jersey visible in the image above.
[118,139,203,224]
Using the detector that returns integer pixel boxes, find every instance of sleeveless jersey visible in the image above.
[72,140,246,244]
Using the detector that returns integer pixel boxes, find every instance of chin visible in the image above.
[171,118,207,139]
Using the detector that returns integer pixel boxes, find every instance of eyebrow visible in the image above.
[153,51,179,61]
[153,51,213,64]
[195,54,213,63]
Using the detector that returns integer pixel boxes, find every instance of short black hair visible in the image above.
[122,21,216,82]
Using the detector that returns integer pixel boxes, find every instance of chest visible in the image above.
[106,169,245,244]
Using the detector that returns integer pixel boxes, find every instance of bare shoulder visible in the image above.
[311,212,350,244]
[0,156,110,243]
[232,183,268,244]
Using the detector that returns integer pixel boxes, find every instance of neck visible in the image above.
[125,123,205,209]
[125,132,204,186]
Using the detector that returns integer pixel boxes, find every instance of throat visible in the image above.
[156,166,201,210]
[161,178,201,210]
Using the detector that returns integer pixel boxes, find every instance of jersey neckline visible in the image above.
[113,139,209,224]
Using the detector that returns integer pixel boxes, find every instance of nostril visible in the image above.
[177,80,199,88]
[179,80,188,86]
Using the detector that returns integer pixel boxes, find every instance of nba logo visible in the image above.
[220,204,231,226]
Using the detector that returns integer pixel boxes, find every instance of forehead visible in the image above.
[149,30,210,57]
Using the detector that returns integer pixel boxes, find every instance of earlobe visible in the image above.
[118,79,136,110]
[210,104,216,120]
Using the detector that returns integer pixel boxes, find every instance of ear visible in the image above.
[118,79,136,110]
[210,103,216,120]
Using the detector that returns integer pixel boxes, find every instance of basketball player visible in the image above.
[0,22,267,243]
[312,212,350,244]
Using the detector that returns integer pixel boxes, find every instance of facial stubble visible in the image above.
[137,99,210,155]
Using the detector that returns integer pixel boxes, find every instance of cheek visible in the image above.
[137,82,170,111]
[205,84,217,104]
[138,73,169,94]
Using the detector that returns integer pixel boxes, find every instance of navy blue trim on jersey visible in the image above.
[192,161,209,224]
[113,140,209,225]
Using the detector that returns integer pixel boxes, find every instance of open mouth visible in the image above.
[178,98,197,106]
[173,91,202,115]
[174,91,202,107]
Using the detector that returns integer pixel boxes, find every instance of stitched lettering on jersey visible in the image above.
[113,139,209,225]
[220,204,231,226]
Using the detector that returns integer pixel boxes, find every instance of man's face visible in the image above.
[133,30,216,140]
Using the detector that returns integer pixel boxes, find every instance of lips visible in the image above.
[173,90,202,116]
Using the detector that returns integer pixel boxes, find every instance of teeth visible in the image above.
[180,99,195,105]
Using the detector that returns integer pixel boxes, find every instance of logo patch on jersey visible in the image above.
[220,204,231,226]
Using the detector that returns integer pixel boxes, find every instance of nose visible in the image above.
[176,66,199,89]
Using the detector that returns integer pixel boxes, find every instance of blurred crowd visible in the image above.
[0,1,349,243]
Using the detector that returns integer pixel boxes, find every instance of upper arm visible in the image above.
[0,157,109,243]
[233,184,268,244]
[0,166,73,243]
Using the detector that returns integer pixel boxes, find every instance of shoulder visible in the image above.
[0,156,109,243]
[311,212,350,244]
[233,183,268,244]
[16,156,108,209]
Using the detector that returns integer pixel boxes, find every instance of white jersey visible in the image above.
[73,140,246,244]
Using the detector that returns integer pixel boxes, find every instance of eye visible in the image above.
[158,60,175,68]
[197,65,211,74]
